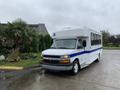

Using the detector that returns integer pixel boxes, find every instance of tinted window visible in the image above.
[77,39,83,49]
[91,33,101,45]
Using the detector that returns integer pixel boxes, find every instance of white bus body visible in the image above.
[41,28,102,74]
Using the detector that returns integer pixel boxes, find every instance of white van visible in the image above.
[41,28,102,74]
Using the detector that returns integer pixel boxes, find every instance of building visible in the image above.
[28,24,48,35]
[0,23,48,35]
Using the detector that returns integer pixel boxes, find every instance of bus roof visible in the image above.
[52,28,101,39]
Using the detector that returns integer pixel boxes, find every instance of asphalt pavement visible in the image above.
[1,50,120,90]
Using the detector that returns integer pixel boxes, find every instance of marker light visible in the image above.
[59,60,70,64]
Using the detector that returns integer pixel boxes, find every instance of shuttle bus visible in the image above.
[41,28,102,74]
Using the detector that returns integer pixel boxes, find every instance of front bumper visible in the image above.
[41,63,73,71]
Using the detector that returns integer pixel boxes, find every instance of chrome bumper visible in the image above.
[42,64,73,71]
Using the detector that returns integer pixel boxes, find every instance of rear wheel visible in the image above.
[70,61,80,75]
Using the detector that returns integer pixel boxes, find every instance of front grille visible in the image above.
[43,55,60,58]
[43,59,59,64]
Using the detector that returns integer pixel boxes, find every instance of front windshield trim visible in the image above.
[51,38,77,49]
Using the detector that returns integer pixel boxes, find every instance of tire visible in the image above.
[70,61,79,75]
[96,54,100,62]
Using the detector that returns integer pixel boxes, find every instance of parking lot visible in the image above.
[2,50,120,90]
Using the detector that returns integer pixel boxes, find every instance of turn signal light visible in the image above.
[59,60,70,64]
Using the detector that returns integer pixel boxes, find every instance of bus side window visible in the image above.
[77,39,83,49]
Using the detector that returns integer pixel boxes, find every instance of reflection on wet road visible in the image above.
[2,50,120,90]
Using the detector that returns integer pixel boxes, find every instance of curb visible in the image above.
[0,66,23,70]
[0,64,41,71]
[24,64,41,70]
[0,66,42,81]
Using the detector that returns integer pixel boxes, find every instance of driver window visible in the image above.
[77,39,83,49]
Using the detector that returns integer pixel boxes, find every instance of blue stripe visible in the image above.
[69,47,102,57]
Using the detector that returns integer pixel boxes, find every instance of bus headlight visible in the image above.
[61,55,70,59]
[60,55,70,64]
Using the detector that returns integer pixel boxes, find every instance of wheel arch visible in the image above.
[73,58,81,69]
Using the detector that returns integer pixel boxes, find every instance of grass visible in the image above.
[0,53,42,68]
[103,47,120,50]
[0,59,41,68]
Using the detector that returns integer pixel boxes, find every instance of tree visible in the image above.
[5,19,31,50]
[0,19,53,56]
[44,35,53,49]
[101,30,110,46]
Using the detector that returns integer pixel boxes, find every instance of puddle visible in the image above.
[0,71,15,80]
[7,69,45,90]
[2,50,120,90]
[0,71,6,80]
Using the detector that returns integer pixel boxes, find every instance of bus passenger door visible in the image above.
[82,39,90,67]
[77,39,86,68]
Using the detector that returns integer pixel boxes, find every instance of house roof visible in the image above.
[0,23,49,35]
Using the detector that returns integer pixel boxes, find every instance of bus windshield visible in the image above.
[51,39,77,49]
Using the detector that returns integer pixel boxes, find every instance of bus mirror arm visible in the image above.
[82,47,85,51]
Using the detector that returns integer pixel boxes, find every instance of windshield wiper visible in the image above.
[50,47,56,49]
[58,47,68,49]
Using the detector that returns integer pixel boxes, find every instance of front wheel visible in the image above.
[70,61,79,75]
[96,54,101,62]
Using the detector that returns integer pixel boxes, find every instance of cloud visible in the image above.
[0,0,120,34]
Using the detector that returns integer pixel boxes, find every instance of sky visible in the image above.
[0,0,120,34]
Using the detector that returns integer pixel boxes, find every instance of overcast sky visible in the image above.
[0,0,120,34]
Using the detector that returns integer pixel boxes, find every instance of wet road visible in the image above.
[1,50,120,90]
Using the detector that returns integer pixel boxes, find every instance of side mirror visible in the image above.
[82,40,86,47]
